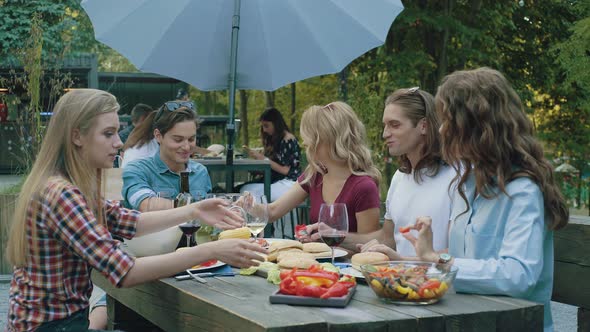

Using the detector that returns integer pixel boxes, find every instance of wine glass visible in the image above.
[318,203,349,264]
[178,193,202,247]
[206,193,248,239]
[244,194,269,237]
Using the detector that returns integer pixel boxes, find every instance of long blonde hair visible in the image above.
[7,89,120,266]
[299,101,381,186]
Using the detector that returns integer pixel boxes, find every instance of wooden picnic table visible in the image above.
[92,267,544,332]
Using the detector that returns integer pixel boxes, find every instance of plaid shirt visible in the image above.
[7,177,139,331]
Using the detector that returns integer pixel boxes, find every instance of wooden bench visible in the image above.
[552,215,590,331]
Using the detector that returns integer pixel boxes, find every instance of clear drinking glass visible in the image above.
[205,193,248,239]
[244,194,269,237]
[318,203,349,264]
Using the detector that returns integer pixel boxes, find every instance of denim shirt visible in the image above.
[449,174,554,331]
[122,151,212,209]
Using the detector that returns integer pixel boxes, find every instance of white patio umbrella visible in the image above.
[81,0,405,164]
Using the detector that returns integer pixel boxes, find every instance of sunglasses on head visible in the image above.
[154,101,195,123]
[407,86,427,110]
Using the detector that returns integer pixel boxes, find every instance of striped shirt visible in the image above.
[7,177,139,331]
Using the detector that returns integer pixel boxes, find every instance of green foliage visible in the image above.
[3,0,589,212]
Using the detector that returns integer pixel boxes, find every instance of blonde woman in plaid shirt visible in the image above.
[5,89,266,331]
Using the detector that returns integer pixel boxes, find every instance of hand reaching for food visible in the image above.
[243,145,264,160]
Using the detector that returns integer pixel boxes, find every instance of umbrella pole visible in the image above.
[225,0,240,191]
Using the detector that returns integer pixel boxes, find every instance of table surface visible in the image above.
[93,266,544,332]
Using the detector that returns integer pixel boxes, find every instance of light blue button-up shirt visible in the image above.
[122,151,212,209]
[449,175,553,331]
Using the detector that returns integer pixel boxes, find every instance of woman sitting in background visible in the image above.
[120,109,160,167]
[241,107,301,202]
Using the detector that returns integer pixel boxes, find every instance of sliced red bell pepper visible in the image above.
[418,279,441,297]
[299,285,327,297]
[399,226,411,233]
[279,276,298,295]
[295,225,309,239]
[320,282,350,299]
[200,259,218,267]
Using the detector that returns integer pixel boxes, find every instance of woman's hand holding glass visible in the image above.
[191,198,245,230]
[243,194,269,237]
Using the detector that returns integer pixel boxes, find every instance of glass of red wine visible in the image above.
[318,203,349,264]
[178,193,203,247]
[178,221,200,247]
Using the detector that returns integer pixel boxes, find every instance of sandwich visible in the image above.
[350,252,390,270]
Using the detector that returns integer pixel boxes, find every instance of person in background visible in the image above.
[122,101,211,211]
[240,108,301,202]
[263,102,381,235]
[5,89,265,331]
[317,88,455,256]
[369,67,569,332]
[118,103,153,145]
[176,88,189,101]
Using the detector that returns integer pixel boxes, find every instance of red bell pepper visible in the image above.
[299,285,327,297]
[295,225,308,239]
[418,279,441,297]
[399,226,411,233]
[279,276,298,295]
[278,267,356,298]
[200,259,217,267]
[320,281,354,299]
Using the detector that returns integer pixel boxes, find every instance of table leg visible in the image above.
[263,166,273,237]
[106,295,163,332]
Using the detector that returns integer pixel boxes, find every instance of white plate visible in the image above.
[314,248,348,261]
[187,260,226,273]
[340,266,365,280]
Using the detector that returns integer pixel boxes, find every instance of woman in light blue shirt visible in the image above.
[402,68,569,332]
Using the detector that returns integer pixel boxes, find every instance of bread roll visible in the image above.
[277,250,315,262]
[302,242,331,253]
[268,239,303,252]
[351,252,389,270]
[278,256,317,269]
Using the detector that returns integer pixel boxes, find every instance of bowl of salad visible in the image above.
[360,261,457,305]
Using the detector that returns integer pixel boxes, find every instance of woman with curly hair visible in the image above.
[400,67,568,332]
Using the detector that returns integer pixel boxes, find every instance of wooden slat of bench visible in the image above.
[553,217,590,309]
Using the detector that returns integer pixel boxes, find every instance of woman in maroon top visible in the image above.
[266,101,381,234]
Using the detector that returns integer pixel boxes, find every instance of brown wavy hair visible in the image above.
[436,67,568,230]
[259,107,290,161]
[385,88,443,183]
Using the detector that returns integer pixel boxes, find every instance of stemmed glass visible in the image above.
[178,193,202,247]
[318,203,349,264]
[243,194,269,237]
